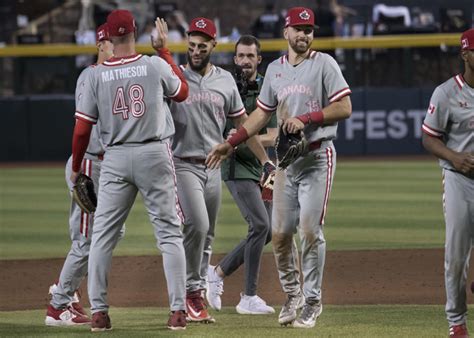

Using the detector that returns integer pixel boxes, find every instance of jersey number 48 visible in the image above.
[113,85,146,119]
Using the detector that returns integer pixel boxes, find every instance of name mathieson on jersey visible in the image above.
[101,65,148,82]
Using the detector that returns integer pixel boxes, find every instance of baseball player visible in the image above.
[45,23,122,327]
[422,28,474,338]
[71,10,189,331]
[169,18,270,323]
[206,35,276,315]
[207,7,352,329]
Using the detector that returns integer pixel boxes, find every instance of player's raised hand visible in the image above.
[206,142,234,169]
[151,17,168,50]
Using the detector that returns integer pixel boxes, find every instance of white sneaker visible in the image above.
[236,293,275,315]
[206,265,224,311]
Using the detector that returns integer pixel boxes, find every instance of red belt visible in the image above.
[308,140,322,151]
[175,156,206,165]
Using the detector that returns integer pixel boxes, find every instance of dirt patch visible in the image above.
[1,249,473,311]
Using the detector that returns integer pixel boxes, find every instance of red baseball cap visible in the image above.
[96,23,109,43]
[285,7,316,28]
[106,9,136,37]
[461,28,474,50]
[187,17,217,39]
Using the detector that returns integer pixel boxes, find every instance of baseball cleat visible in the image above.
[278,292,305,325]
[45,304,91,326]
[167,310,186,330]
[48,283,88,317]
[186,290,215,323]
[235,293,275,315]
[293,300,323,329]
[206,265,224,311]
[91,311,112,332]
[449,324,469,338]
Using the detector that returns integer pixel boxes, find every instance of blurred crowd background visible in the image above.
[0,0,473,96]
[0,0,472,161]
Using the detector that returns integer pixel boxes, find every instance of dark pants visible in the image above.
[219,180,272,296]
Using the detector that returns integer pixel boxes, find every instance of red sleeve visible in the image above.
[157,48,188,102]
[72,119,93,172]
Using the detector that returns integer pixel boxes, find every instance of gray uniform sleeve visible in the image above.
[150,56,182,99]
[228,75,246,118]
[75,68,90,103]
[422,86,449,138]
[257,65,278,113]
[74,67,98,124]
[323,55,351,103]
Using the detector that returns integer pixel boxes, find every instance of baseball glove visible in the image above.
[275,126,309,169]
[72,173,97,214]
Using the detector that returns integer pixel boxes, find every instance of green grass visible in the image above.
[0,160,464,337]
[0,160,445,259]
[0,305,470,337]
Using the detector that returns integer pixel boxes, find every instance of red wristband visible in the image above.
[296,110,324,125]
[227,127,249,148]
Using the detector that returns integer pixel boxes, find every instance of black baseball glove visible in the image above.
[275,126,309,169]
[72,173,97,214]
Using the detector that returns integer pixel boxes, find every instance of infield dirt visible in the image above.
[1,249,473,311]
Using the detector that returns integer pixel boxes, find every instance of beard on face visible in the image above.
[289,38,310,54]
[239,64,255,78]
[187,51,211,72]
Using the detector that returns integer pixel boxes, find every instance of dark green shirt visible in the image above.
[221,74,277,181]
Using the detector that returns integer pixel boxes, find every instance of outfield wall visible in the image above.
[0,87,433,162]
[335,87,432,155]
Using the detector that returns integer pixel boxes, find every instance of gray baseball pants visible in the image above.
[443,169,474,326]
[272,142,336,302]
[51,155,125,309]
[88,142,186,313]
[218,179,272,296]
[174,158,222,292]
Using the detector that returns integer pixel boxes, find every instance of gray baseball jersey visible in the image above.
[170,65,244,296]
[170,65,245,158]
[74,53,187,313]
[256,51,351,304]
[75,54,182,145]
[422,74,474,171]
[257,51,351,143]
[422,73,474,326]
